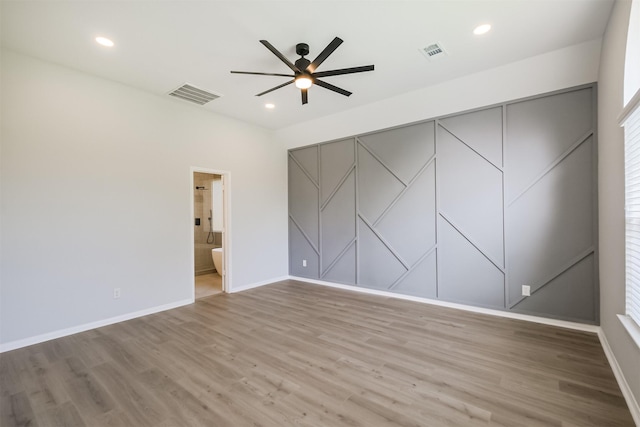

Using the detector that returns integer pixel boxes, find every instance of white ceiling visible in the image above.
[1,0,614,130]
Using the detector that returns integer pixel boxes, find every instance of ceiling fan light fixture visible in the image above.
[295,75,313,89]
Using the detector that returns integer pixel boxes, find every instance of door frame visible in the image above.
[190,166,231,299]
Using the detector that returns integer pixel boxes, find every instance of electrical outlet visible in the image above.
[302,259,307,267]
[113,288,121,299]
[522,285,531,297]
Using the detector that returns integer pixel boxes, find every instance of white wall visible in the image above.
[276,39,602,149]
[624,0,640,105]
[598,0,640,414]
[0,49,288,347]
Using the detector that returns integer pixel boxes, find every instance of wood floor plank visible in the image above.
[0,280,635,426]
[1,391,39,427]
[34,401,85,427]
[91,362,167,426]
[21,352,70,414]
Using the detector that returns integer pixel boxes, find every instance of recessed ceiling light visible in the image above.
[95,36,114,47]
[473,24,492,35]
[265,103,275,109]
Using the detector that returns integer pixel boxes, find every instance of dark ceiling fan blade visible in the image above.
[307,37,343,73]
[312,65,374,78]
[256,80,294,96]
[259,40,301,73]
[301,89,308,105]
[231,71,295,77]
[314,79,352,97]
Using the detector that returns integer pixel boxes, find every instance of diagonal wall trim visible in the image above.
[438,122,503,172]
[373,154,436,228]
[358,213,411,270]
[507,130,594,207]
[509,246,595,309]
[439,212,505,272]
[289,152,319,188]
[389,244,438,290]
[356,137,408,187]
[321,238,357,278]
[289,214,320,255]
[438,212,505,274]
[320,165,355,211]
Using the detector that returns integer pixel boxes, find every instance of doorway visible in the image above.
[191,169,228,299]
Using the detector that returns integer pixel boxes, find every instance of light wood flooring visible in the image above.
[0,280,635,426]
[195,272,223,299]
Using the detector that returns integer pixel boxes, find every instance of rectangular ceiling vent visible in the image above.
[420,43,448,61]
[168,84,221,105]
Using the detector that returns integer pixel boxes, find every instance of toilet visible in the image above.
[211,248,223,276]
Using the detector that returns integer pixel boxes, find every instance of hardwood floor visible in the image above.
[0,280,635,426]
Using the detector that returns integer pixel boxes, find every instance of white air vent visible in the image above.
[420,43,448,61]
[168,84,221,105]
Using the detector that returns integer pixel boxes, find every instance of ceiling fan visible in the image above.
[231,37,374,105]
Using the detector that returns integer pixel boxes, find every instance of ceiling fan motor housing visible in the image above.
[296,43,310,57]
[295,57,311,73]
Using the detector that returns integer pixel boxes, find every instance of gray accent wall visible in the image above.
[288,85,598,324]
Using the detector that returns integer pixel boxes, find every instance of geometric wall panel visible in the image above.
[437,217,505,309]
[505,86,596,323]
[506,87,593,202]
[319,139,356,285]
[511,254,596,323]
[357,217,407,291]
[437,126,504,267]
[357,144,405,224]
[288,157,319,249]
[289,84,597,324]
[439,107,503,168]
[506,138,595,308]
[321,171,356,274]
[290,146,319,184]
[358,121,435,184]
[288,146,320,280]
[376,162,436,266]
[392,250,437,299]
[289,218,319,278]
[320,139,354,204]
[322,243,356,285]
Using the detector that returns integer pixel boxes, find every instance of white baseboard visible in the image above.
[289,276,600,333]
[598,330,640,426]
[0,298,193,353]
[230,275,290,293]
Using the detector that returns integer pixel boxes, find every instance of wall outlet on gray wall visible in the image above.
[522,285,531,297]
[303,259,307,267]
